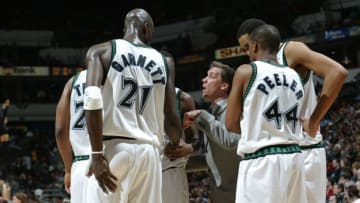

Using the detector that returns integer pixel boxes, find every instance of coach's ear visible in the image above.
[220,82,229,92]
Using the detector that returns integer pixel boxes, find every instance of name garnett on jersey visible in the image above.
[257,73,304,100]
[111,53,166,84]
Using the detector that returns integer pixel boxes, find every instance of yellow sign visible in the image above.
[215,46,245,60]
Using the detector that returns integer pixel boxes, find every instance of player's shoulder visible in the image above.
[284,40,309,52]
[86,40,112,57]
[234,63,253,78]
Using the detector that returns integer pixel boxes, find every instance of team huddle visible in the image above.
[55,8,348,203]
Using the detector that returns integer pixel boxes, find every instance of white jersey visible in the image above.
[237,61,305,155]
[70,70,91,156]
[102,39,167,147]
[277,42,323,146]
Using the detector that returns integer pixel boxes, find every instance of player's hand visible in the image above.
[64,171,71,194]
[301,117,319,138]
[87,154,117,194]
[165,143,193,159]
[183,110,201,128]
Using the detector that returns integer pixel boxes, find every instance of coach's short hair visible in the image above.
[236,18,266,39]
[250,24,281,54]
[209,61,234,93]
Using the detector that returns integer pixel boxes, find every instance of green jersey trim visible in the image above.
[161,54,169,81]
[111,40,116,62]
[175,88,183,121]
[243,63,257,104]
[302,70,311,86]
[300,142,324,150]
[72,72,81,89]
[243,144,301,160]
[279,41,289,66]
[73,155,89,162]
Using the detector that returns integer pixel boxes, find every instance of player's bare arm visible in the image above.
[180,91,198,143]
[164,55,182,145]
[165,91,198,159]
[85,41,117,193]
[226,64,252,134]
[285,41,348,135]
[55,77,73,193]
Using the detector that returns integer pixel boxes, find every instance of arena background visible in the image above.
[0,0,359,202]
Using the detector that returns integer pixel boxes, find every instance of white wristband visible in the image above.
[91,150,103,154]
[84,86,103,110]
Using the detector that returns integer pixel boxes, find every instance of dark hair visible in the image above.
[209,61,234,93]
[336,183,345,192]
[236,18,266,39]
[250,24,281,54]
[346,185,360,198]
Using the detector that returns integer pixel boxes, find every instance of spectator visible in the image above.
[345,185,360,203]
[352,162,360,182]
[12,192,28,203]
[334,183,345,203]
[330,159,343,183]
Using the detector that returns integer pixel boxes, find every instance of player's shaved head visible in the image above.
[124,8,154,44]
[250,24,281,54]
[125,8,154,31]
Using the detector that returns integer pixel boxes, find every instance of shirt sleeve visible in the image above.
[195,110,240,151]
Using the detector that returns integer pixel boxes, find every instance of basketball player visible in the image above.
[226,24,306,203]
[55,70,91,202]
[236,18,348,203]
[84,8,183,203]
[162,87,197,203]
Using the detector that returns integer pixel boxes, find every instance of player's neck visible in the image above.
[257,54,277,64]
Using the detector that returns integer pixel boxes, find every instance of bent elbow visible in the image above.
[332,64,348,80]
[338,67,348,80]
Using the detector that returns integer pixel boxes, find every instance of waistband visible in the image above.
[162,166,185,172]
[103,135,160,149]
[103,135,136,141]
[243,144,301,160]
[73,155,90,162]
[300,142,324,150]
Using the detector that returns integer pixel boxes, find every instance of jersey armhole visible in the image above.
[72,72,81,89]
[161,54,169,82]
[175,88,183,119]
[101,40,116,85]
[280,41,289,66]
[301,70,312,86]
[243,62,257,104]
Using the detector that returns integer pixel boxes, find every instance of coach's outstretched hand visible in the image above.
[183,110,201,129]
[87,154,118,194]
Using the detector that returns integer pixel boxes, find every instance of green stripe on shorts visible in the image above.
[244,144,301,160]
[300,142,324,150]
[73,155,90,162]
